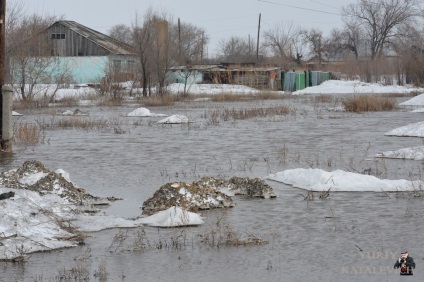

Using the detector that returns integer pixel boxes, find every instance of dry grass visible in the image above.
[97,96,125,107]
[94,259,109,281]
[56,248,91,280]
[209,92,285,102]
[56,117,109,130]
[210,93,251,102]
[13,99,50,111]
[55,96,80,107]
[201,213,268,247]
[139,94,185,107]
[314,94,334,103]
[342,95,397,112]
[14,123,45,146]
[206,106,291,123]
[254,91,285,100]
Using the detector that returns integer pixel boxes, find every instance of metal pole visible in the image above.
[2,85,12,152]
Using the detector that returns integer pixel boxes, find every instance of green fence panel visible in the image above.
[311,71,319,86]
[305,71,310,87]
[295,72,306,90]
[283,72,296,91]
[319,72,330,84]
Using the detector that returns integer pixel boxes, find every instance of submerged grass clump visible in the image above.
[56,117,109,129]
[209,91,285,102]
[14,123,45,146]
[342,95,397,112]
[205,105,291,124]
[139,94,186,107]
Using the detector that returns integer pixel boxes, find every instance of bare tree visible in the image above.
[263,22,302,67]
[7,13,61,100]
[327,20,363,60]
[169,21,208,65]
[132,10,156,96]
[216,36,256,63]
[107,24,133,45]
[342,0,421,60]
[301,28,327,66]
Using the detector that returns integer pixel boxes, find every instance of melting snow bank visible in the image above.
[292,80,422,95]
[0,188,84,260]
[157,114,190,124]
[0,161,204,261]
[166,83,261,95]
[375,146,424,160]
[59,109,89,116]
[385,121,424,137]
[126,107,167,117]
[74,206,204,231]
[136,206,204,227]
[267,168,423,192]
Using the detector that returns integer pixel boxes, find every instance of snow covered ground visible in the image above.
[293,80,423,95]
[18,79,423,100]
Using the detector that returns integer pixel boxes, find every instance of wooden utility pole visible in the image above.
[178,17,181,64]
[256,13,261,63]
[200,31,204,62]
[0,0,5,145]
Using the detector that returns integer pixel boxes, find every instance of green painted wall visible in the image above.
[11,55,136,84]
[56,56,108,84]
[166,69,203,84]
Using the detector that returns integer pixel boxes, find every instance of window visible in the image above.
[51,33,66,40]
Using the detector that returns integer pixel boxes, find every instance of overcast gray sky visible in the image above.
[19,0,355,57]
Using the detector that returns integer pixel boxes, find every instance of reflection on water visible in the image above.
[2,97,424,281]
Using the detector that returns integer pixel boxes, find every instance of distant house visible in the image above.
[14,20,137,84]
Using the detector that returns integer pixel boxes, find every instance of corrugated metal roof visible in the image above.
[168,65,281,72]
[168,65,225,71]
[55,21,136,55]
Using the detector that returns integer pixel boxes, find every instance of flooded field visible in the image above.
[2,94,424,281]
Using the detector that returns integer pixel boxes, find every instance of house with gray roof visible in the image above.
[12,20,137,84]
[30,20,137,84]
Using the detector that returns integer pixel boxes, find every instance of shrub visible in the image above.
[342,95,397,112]
[14,123,45,145]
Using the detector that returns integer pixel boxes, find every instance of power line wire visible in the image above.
[310,0,339,10]
[257,0,342,16]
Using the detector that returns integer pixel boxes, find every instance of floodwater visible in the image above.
[2,94,424,281]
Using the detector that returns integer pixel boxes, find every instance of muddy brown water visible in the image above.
[2,95,424,281]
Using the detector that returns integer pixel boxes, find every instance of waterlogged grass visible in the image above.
[106,211,268,254]
[14,123,45,146]
[205,105,292,124]
[34,116,121,131]
[56,117,110,129]
[342,95,397,112]
[139,94,191,107]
